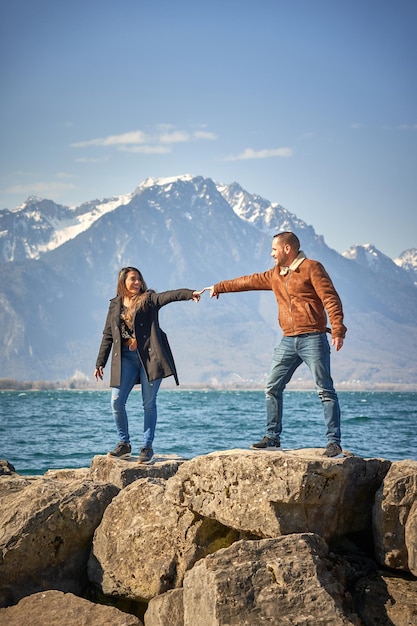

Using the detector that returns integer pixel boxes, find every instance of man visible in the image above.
[206,231,347,457]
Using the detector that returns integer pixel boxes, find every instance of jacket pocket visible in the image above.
[304,301,321,325]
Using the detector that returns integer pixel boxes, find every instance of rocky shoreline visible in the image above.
[0,449,416,625]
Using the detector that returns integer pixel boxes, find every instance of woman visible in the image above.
[94,266,201,463]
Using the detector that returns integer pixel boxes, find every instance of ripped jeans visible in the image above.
[111,345,162,448]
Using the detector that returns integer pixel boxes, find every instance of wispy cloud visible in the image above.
[224,147,293,161]
[70,125,217,153]
[75,156,110,163]
[193,130,217,141]
[383,123,417,131]
[71,130,149,148]
[159,130,191,144]
[397,124,417,131]
[6,181,76,195]
[119,145,171,154]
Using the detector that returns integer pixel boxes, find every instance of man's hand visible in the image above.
[332,337,344,352]
[196,286,220,299]
[209,285,219,299]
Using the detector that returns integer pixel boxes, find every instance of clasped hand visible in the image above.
[192,286,218,301]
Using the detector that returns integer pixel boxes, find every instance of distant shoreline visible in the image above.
[1,379,417,393]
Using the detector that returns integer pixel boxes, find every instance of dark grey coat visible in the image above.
[95,289,195,387]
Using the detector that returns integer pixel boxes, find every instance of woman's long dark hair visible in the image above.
[116,266,150,328]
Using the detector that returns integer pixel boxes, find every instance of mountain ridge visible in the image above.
[1,175,416,386]
[2,174,416,268]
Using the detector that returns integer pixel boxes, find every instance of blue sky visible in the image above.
[1,0,416,259]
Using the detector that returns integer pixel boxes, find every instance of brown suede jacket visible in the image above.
[213,255,347,339]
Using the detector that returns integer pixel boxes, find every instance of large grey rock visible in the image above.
[383,576,417,626]
[144,589,184,626]
[44,455,185,489]
[165,449,390,541]
[89,454,185,488]
[0,590,141,626]
[88,477,248,602]
[0,475,119,605]
[353,571,417,626]
[181,533,358,626]
[3,451,416,625]
[406,499,417,576]
[145,539,417,626]
[44,467,91,481]
[373,460,417,575]
[0,460,17,476]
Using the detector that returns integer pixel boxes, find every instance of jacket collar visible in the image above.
[279,251,307,275]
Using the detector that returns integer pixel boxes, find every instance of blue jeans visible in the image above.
[265,333,341,445]
[111,346,162,448]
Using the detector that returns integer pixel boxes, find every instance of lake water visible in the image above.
[1,389,416,475]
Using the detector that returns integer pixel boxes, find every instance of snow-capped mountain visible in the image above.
[343,243,416,286]
[218,181,310,235]
[0,193,133,262]
[395,249,417,285]
[0,175,416,386]
[1,174,413,269]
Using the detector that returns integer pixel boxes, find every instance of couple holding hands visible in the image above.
[94,232,346,464]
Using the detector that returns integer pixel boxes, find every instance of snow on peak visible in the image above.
[32,193,133,257]
[136,174,194,193]
[394,248,417,283]
[343,243,380,263]
[43,194,133,250]
[15,196,46,212]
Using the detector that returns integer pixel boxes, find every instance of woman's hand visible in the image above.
[192,286,220,301]
[192,290,206,301]
[194,286,218,299]
[198,286,219,299]
[94,366,104,381]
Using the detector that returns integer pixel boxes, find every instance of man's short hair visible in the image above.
[273,231,300,250]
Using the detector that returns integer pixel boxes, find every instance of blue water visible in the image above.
[0,390,416,475]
